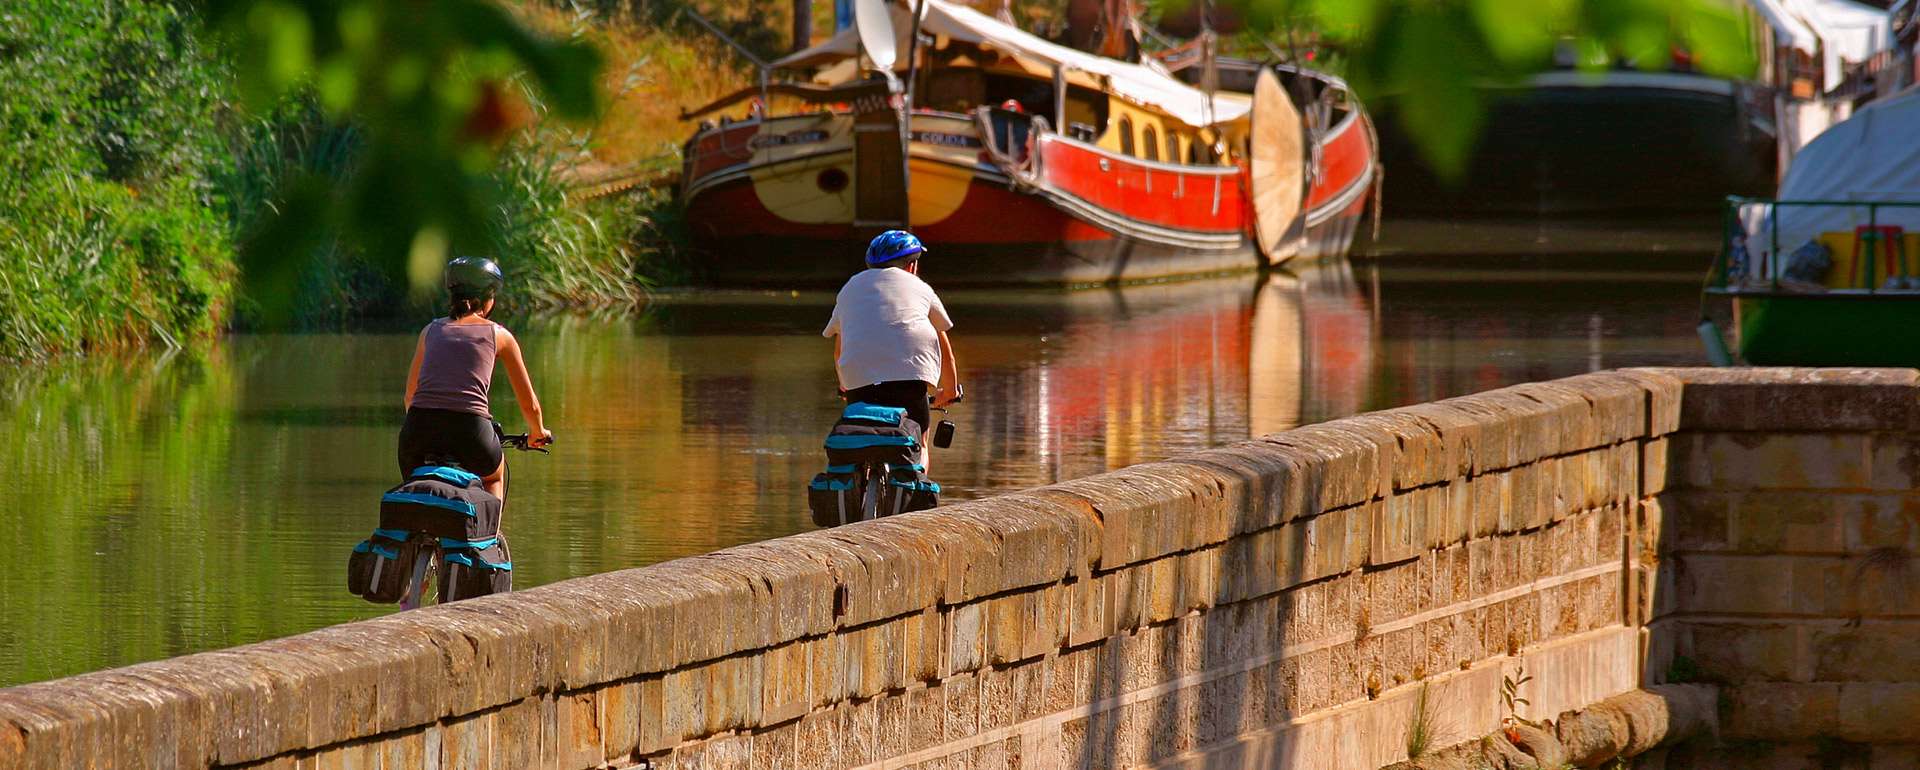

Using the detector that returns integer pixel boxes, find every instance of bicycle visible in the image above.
[813,385,960,527]
[393,432,550,610]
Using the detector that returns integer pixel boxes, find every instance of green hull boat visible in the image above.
[1712,288,1920,366]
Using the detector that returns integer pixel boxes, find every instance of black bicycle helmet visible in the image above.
[445,257,504,298]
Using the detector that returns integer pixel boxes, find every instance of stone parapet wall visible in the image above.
[2,368,1912,769]
[1646,369,1920,748]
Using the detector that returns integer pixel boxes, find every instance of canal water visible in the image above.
[0,258,1717,686]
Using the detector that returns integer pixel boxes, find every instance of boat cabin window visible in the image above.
[1167,133,1182,165]
[1118,117,1135,156]
[922,69,987,113]
[1143,126,1158,161]
[982,74,1055,119]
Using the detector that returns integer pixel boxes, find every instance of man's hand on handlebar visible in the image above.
[933,382,964,409]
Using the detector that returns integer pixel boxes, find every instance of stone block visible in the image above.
[1734,492,1847,553]
[1366,560,1423,627]
[597,680,640,763]
[1042,462,1227,571]
[908,683,946,753]
[1643,437,1671,497]
[1027,583,1070,660]
[663,665,710,744]
[1509,380,1602,457]
[1659,490,1733,552]
[492,694,557,770]
[1669,554,1795,616]
[1373,490,1427,567]
[986,593,1028,667]
[1164,442,1298,536]
[1391,402,1483,481]
[873,692,912,762]
[1687,622,1799,682]
[751,722,796,770]
[1596,369,1684,437]
[1434,479,1471,549]
[558,689,604,768]
[1724,682,1840,740]
[438,709,493,770]
[947,603,986,676]
[636,675,669,755]
[1644,366,1920,432]
[1142,556,1180,626]
[794,706,847,770]
[1680,432,1870,491]
[761,641,808,726]
[1260,425,1383,514]
[1810,622,1920,683]
[1342,410,1453,491]
[1839,682,1920,742]
[1563,372,1659,446]
[1846,494,1920,552]
[1177,546,1222,616]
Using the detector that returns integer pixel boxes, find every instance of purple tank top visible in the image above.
[411,318,496,417]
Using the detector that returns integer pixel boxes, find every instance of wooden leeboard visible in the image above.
[853,102,909,237]
[1249,69,1305,265]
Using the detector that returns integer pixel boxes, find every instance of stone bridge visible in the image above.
[3,368,1918,769]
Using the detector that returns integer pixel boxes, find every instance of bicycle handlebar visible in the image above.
[502,434,553,453]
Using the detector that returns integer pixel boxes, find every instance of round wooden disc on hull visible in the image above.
[1249,69,1306,265]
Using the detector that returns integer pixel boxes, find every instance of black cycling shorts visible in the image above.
[398,407,504,479]
[844,380,931,437]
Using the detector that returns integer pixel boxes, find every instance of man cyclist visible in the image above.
[823,231,960,467]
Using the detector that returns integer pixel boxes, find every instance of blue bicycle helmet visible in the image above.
[865,230,926,265]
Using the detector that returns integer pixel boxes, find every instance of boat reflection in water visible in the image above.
[920,261,1375,495]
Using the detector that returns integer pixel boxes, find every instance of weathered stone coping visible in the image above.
[2,366,1915,769]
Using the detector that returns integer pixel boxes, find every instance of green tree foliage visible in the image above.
[0,0,238,359]
[198,0,607,324]
[1181,0,1755,177]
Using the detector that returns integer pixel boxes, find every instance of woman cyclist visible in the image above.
[399,257,552,504]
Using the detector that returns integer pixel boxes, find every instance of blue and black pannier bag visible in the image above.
[809,464,862,527]
[347,528,420,604]
[438,535,513,601]
[378,465,503,540]
[883,464,940,516]
[822,402,922,466]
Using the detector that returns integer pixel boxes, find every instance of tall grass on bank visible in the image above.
[0,0,237,360]
[487,81,694,310]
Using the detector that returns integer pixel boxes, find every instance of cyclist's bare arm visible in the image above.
[404,328,427,408]
[933,328,960,407]
[495,326,552,447]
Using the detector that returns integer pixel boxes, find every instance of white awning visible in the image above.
[774,0,1252,129]
[1741,86,1920,263]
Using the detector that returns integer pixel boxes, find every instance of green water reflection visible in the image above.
[0,261,1712,686]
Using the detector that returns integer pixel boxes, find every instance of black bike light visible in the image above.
[933,420,956,448]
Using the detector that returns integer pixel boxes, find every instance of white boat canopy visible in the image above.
[1741,86,1920,262]
[1751,0,1892,91]
[773,0,1253,129]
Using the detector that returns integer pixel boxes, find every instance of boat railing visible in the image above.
[1717,195,1920,293]
[975,106,1046,182]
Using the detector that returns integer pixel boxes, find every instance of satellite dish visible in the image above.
[855,0,898,73]
[1248,68,1306,265]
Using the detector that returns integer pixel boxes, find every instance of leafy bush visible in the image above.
[0,0,237,359]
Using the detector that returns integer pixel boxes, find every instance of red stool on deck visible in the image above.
[1853,225,1910,289]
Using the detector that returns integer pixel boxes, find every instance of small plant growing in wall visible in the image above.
[1406,683,1437,760]
[1501,667,1537,728]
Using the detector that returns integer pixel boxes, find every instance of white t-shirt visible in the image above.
[822,267,953,391]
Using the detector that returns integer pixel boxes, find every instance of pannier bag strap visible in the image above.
[825,434,919,450]
[410,466,482,486]
[841,402,907,425]
[810,476,858,491]
[354,541,402,559]
[374,528,412,541]
[381,492,477,517]
[826,463,858,473]
[439,537,500,550]
[887,477,941,493]
[446,552,513,570]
